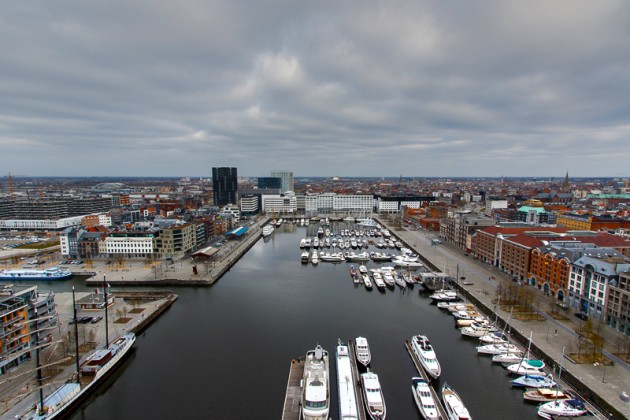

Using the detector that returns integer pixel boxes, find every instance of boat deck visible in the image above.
[281,357,304,420]
[404,339,448,420]
[348,340,368,420]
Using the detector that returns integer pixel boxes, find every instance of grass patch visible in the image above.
[512,312,546,321]
[568,353,612,365]
[129,308,145,314]
[114,317,132,324]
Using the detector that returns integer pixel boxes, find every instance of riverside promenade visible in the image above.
[377,217,630,419]
[84,216,271,287]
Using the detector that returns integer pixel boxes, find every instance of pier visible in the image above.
[404,339,449,420]
[347,339,368,420]
[281,357,304,420]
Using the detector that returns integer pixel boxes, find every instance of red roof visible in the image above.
[479,226,568,236]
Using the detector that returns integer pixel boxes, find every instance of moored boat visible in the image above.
[511,373,555,388]
[301,251,310,263]
[262,224,274,237]
[355,336,371,367]
[336,341,360,420]
[301,345,330,420]
[361,371,386,419]
[442,382,471,420]
[411,377,439,420]
[476,343,520,356]
[523,387,571,403]
[411,335,441,379]
[506,359,545,376]
[537,399,587,419]
[0,267,73,281]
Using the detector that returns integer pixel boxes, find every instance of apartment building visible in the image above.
[607,270,630,334]
[440,213,494,252]
[568,256,630,320]
[153,223,196,259]
[0,285,57,374]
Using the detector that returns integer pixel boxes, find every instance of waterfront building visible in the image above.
[212,167,238,206]
[270,170,294,193]
[240,194,259,217]
[374,194,435,214]
[440,212,494,252]
[529,243,621,301]
[219,204,241,223]
[153,223,196,259]
[262,193,297,216]
[568,255,630,320]
[0,285,57,374]
[606,270,630,334]
[104,232,156,259]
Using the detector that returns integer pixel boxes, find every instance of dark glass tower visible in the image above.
[212,167,238,206]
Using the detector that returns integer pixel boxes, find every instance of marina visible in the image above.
[7,217,620,419]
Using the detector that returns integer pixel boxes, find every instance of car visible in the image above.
[91,316,103,324]
[575,312,588,321]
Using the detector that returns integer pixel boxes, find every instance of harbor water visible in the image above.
[67,223,538,419]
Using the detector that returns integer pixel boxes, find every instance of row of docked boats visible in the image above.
[408,334,471,420]
[302,338,386,420]
[349,265,418,290]
[433,295,590,419]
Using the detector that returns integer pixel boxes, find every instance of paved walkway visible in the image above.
[377,218,630,419]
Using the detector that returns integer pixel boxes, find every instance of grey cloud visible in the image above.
[1,0,630,177]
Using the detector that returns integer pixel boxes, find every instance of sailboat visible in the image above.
[506,331,545,375]
[18,282,136,419]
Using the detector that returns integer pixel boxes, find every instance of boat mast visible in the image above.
[72,286,80,376]
[104,276,109,348]
[34,308,44,414]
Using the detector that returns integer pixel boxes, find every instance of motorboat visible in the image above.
[477,343,520,356]
[313,238,320,249]
[262,224,274,237]
[478,331,509,344]
[430,291,461,303]
[506,359,545,376]
[491,351,524,365]
[393,255,423,268]
[319,252,345,263]
[300,238,307,248]
[441,382,471,420]
[537,399,587,419]
[336,341,360,420]
[359,265,368,274]
[372,273,386,290]
[363,276,373,290]
[411,335,441,379]
[301,251,310,264]
[522,387,571,403]
[301,345,330,420]
[460,321,496,338]
[311,251,319,265]
[381,271,395,287]
[411,377,440,420]
[361,372,386,419]
[511,373,555,388]
[354,336,371,367]
[370,252,393,262]
[394,272,406,288]
[346,252,370,262]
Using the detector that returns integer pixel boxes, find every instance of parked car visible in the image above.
[575,312,588,321]
[91,316,103,324]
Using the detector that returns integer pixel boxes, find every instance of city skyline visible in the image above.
[2,1,630,178]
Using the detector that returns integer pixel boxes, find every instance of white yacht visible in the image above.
[262,224,274,238]
[411,377,440,420]
[442,383,471,420]
[506,359,545,375]
[491,351,524,365]
[354,336,371,367]
[361,371,386,420]
[476,343,520,355]
[411,335,441,379]
[336,342,360,420]
[460,321,496,338]
[372,272,386,290]
[537,399,587,419]
[301,251,310,264]
[392,255,423,268]
[511,373,555,388]
[301,345,330,420]
[311,251,319,265]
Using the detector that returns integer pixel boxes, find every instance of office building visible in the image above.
[270,170,294,193]
[212,167,238,206]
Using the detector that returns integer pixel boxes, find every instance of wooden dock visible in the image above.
[281,357,304,420]
[347,340,368,420]
[404,339,449,420]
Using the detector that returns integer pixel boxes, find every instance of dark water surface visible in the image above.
[66,223,537,419]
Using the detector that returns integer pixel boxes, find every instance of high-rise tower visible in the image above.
[270,170,294,193]
[212,167,238,206]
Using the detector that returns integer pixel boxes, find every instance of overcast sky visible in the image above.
[2,1,630,178]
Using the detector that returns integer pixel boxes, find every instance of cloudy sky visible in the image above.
[2,1,630,178]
